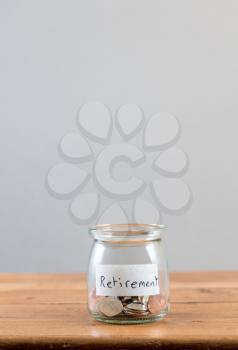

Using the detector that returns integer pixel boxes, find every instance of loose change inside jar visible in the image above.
[87,224,170,324]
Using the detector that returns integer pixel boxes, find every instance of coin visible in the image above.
[123,301,149,316]
[124,308,149,316]
[126,302,148,312]
[148,295,166,314]
[119,296,133,305]
[137,296,149,306]
[88,288,104,313]
[98,297,123,317]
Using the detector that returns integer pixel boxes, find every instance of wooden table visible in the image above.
[0,272,237,349]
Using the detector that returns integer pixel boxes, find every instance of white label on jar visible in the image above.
[96,264,160,296]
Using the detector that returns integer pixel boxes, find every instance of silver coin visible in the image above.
[98,297,123,317]
[123,301,149,316]
[119,296,133,305]
[126,302,148,312]
[136,296,149,306]
[88,288,104,313]
[123,307,149,316]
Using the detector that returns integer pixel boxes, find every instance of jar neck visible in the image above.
[94,238,162,247]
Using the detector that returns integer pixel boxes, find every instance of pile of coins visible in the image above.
[89,290,166,319]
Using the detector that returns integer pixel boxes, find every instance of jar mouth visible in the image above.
[89,224,165,243]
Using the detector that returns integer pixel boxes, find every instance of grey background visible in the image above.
[0,0,237,272]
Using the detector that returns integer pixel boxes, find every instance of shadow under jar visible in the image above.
[87,224,170,324]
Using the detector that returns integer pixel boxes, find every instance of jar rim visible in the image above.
[89,224,165,243]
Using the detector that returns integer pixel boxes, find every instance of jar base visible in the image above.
[92,308,169,324]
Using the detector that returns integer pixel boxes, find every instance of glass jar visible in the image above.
[87,224,169,324]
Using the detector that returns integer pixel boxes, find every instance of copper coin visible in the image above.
[148,295,166,314]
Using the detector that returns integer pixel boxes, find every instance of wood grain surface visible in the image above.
[0,271,237,349]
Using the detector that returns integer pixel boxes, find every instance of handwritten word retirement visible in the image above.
[99,275,159,290]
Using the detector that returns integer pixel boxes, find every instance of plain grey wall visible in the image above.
[0,0,238,272]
